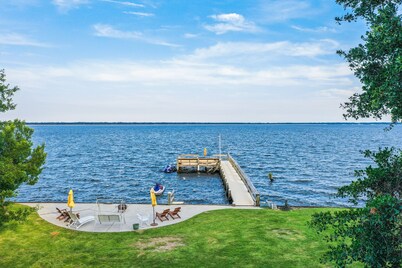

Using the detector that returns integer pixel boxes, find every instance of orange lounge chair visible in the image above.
[168,207,181,219]
[156,209,170,222]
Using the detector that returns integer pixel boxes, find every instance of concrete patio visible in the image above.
[23,202,259,232]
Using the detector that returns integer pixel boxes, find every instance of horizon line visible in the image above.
[25,121,395,125]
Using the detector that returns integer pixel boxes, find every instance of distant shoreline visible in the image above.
[26,122,394,125]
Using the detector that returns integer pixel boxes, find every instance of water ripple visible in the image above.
[14,123,402,207]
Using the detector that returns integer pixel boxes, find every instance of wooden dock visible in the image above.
[176,154,219,173]
[177,154,260,206]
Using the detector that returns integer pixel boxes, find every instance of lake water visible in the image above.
[16,123,402,207]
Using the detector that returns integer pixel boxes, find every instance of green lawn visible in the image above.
[0,206,349,268]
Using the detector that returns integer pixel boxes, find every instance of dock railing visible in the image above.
[178,154,204,158]
[227,153,260,206]
[213,154,228,160]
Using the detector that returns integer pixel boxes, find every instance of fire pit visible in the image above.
[117,204,127,213]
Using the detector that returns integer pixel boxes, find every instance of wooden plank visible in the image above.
[220,160,254,206]
[227,154,260,206]
[177,157,219,170]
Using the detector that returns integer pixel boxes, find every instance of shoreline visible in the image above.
[18,201,351,209]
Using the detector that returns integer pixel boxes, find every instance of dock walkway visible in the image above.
[220,160,254,206]
[177,154,260,206]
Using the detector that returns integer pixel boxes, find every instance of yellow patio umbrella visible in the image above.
[150,189,158,226]
[151,189,157,207]
[67,189,75,211]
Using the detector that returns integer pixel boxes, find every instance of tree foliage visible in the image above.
[0,70,46,227]
[338,148,402,204]
[0,69,19,113]
[311,1,402,266]
[335,0,402,123]
[310,148,402,267]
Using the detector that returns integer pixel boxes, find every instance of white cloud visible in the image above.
[123,11,154,17]
[0,33,50,47]
[52,0,89,11]
[94,24,142,39]
[205,13,258,34]
[2,33,359,122]
[184,33,199,39]
[187,40,339,60]
[8,59,353,88]
[292,25,337,33]
[101,0,144,7]
[211,13,244,23]
[6,39,348,89]
[319,88,359,98]
[3,39,348,89]
[259,0,316,22]
[4,56,357,122]
[93,24,179,47]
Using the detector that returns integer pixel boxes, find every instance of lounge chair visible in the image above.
[156,209,170,222]
[168,207,181,219]
[56,207,68,220]
[57,208,80,223]
[68,211,95,229]
[137,213,149,226]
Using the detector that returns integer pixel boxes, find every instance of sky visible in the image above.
[0,0,381,122]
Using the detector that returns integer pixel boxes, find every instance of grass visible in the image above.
[0,205,353,268]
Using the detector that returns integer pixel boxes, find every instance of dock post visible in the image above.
[255,194,260,206]
[168,192,172,205]
[168,191,175,205]
[176,159,180,173]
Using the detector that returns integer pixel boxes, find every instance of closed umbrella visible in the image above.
[67,189,75,212]
[150,189,158,226]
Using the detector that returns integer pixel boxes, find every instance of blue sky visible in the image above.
[0,0,381,122]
